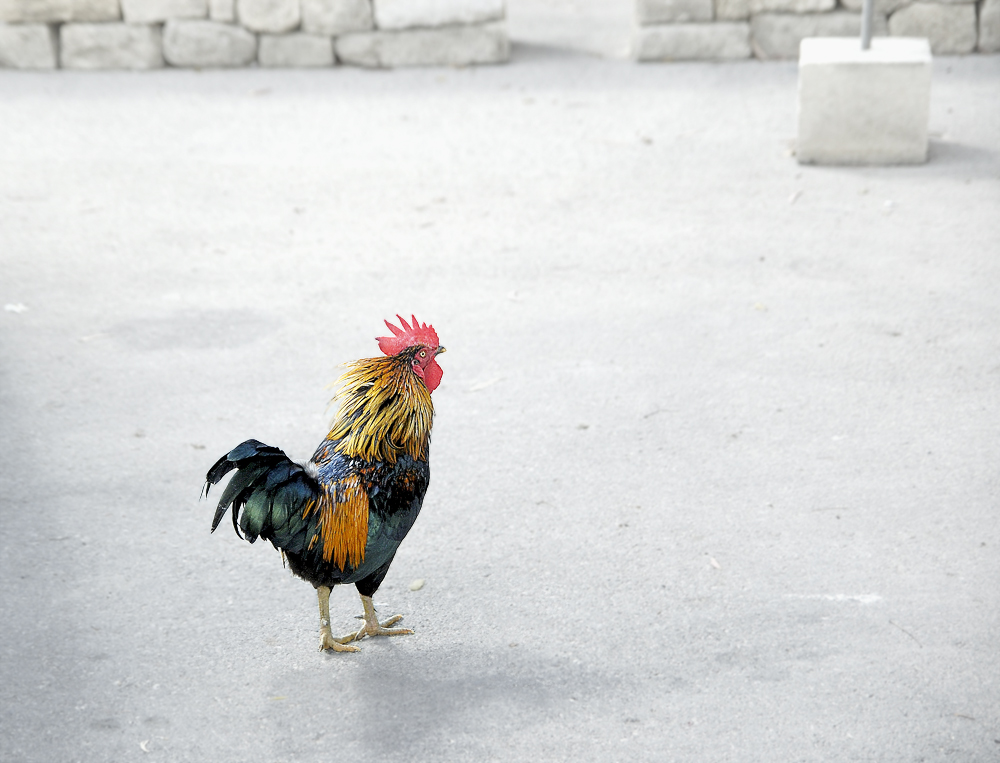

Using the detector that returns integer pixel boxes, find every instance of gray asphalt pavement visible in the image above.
[1,24,999,763]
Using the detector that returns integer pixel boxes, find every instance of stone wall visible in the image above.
[634,0,1000,59]
[0,0,510,68]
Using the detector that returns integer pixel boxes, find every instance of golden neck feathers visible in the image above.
[324,354,434,464]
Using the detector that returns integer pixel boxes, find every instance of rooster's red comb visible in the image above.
[377,315,440,357]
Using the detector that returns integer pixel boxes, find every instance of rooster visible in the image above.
[204,315,445,652]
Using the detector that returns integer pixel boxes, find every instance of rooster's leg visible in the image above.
[335,594,414,644]
[317,585,360,652]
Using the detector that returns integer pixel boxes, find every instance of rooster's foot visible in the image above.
[335,617,413,644]
[316,585,360,653]
[319,625,360,652]
[337,595,414,643]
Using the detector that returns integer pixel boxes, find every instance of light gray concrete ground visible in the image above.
[1,19,998,763]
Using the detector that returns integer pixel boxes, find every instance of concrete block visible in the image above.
[751,11,886,59]
[797,37,931,165]
[0,23,58,68]
[259,32,334,65]
[635,21,751,59]
[981,0,1000,52]
[60,22,163,68]
[0,0,120,23]
[715,0,750,21]
[209,0,235,21]
[302,0,373,35]
[237,0,299,32]
[122,0,205,22]
[888,2,976,54]
[749,0,833,13]
[336,22,508,66]
[637,0,713,23]
[372,0,504,31]
[163,19,256,66]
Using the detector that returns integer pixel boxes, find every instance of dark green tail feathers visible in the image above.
[204,439,320,553]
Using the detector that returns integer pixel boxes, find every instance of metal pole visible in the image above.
[861,0,874,49]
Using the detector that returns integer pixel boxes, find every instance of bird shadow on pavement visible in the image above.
[263,644,622,758]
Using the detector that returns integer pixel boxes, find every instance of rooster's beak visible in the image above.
[435,346,446,355]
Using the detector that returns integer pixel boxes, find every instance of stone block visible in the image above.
[60,22,163,68]
[302,0,373,34]
[981,0,1000,52]
[797,37,931,165]
[0,0,120,23]
[209,0,235,21]
[336,22,508,66]
[259,32,334,65]
[122,0,205,22]
[888,2,976,54]
[637,0,712,23]
[750,0,834,12]
[635,21,751,59]
[163,19,256,66]
[372,0,504,31]
[0,23,58,68]
[751,11,886,59]
[237,0,299,32]
[839,0,912,16]
[715,0,750,21]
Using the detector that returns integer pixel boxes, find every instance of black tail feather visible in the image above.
[204,439,320,548]
[213,462,272,532]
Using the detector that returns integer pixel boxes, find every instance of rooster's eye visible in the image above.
[419,350,427,358]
